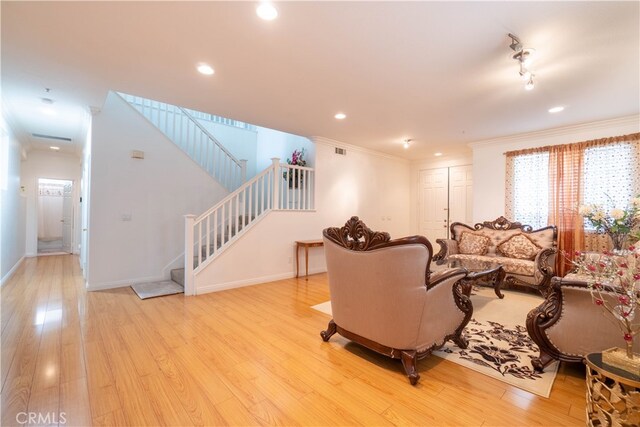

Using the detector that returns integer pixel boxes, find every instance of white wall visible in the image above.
[88,92,229,290]
[79,118,92,275]
[194,137,412,293]
[471,115,640,222]
[1,118,26,284]
[21,150,82,256]
[256,127,315,172]
[409,154,473,234]
[196,120,258,178]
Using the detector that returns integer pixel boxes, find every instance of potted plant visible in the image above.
[284,148,307,189]
[578,196,640,251]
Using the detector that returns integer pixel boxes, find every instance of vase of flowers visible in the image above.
[284,148,307,189]
[579,196,640,252]
[570,249,640,367]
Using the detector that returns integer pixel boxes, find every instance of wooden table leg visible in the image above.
[305,246,309,280]
[295,244,300,278]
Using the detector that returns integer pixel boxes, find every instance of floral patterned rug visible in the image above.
[432,287,558,397]
[311,287,558,397]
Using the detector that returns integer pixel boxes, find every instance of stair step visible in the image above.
[171,268,185,286]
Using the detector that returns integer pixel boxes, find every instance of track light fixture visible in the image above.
[508,33,536,91]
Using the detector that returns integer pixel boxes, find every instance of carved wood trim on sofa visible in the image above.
[434,216,558,296]
[321,216,473,385]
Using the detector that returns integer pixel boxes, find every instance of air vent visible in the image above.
[335,147,346,156]
[32,133,72,142]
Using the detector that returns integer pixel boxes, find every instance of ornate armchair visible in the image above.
[320,216,473,385]
[527,276,640,371]
[434,216,557,296]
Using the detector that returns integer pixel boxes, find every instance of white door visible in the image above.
[448,165,473,226]
[419,168,449,243]
[62,183,73,253]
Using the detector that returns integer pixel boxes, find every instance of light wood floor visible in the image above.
[1,255,587,426]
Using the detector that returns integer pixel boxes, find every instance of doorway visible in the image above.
[37,178,74,255]
[418,165,472,243]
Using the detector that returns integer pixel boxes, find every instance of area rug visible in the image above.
[311,287,559,397]
[131,280,183,299]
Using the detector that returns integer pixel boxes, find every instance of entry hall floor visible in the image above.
[1,255,586,426]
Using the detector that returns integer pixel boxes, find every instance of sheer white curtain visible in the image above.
[505,152,549,229]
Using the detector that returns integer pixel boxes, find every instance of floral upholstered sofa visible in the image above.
[434,217,557,295]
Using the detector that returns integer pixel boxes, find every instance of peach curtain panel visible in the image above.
[547,144,584,276]
[505,132,640,276]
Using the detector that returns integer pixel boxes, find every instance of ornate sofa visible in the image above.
[321,216,473,385]
[527,275,640,371]
[434,216,557,295]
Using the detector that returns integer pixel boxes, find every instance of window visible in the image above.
[506,139,639,230]
[507,152,549,229]
[583,142,636,214]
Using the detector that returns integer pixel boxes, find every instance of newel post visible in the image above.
[239,159,247,184]
[184,214,196,296]
[271,157,280,210]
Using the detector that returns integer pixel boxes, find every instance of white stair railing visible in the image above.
[183,158,315,295]
[119,93,246,191]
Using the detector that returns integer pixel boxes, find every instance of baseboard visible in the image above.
[86,274,166,291]
[1,256,25,287]
[195,267,327,295]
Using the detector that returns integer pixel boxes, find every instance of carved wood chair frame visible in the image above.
[320,216,473,385]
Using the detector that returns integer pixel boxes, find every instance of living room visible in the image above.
[1,2,639,426]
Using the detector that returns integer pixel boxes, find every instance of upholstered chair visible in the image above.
[527,276,640,371]
[320,216,473,385]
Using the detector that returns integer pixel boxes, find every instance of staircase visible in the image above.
[118,92,246,192]
[120,92,316,296]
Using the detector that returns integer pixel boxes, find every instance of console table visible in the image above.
[295,240,324,280]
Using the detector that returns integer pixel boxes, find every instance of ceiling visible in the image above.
[2,1,639,160]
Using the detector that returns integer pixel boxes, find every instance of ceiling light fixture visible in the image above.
[256,2,278,20]
[50,146,60,151]
[434,152,443,157]
[334,113,346,120]
[196,64,215,75]
[548,106,565,113]
[403,139,412,149]
[508,34,537,91]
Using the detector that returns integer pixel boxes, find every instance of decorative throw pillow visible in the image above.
[458,232,491,255]
[497,233,541,260]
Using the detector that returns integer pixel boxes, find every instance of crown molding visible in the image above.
[311,136,410,163]
[468,115,640,149]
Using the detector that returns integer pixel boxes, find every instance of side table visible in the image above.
[584,352,640,426]
[295,240,324,280]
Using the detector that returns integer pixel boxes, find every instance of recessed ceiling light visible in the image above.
[40,107,56,116]
[256,3,278,20]
[403,139,412,149]
[334,113,346,120]
[434,152,443,157]
[548,106,565,113]
[50,146,60,151]
[196,64,215,75]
